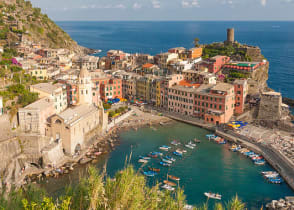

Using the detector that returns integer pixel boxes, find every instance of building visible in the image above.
[18,97,55,135]
[222,61,267,74]
[196,56,230,74]
[77,68,93,105]
[234,79,248,114]
[29,67,48,80]
[0,96,3,115]
[183,70,216,84]
[225,28,235,45]
[258,92,282,121]
[168,83,235,124]
[122,73,140,100]
[30,83,68,114]
[179,48,203,60]
[98,78,122,101]
[47,104,107,154]
[154,53,178,69]
[73,56,99,70]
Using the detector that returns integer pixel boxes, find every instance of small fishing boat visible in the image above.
[204,192,222,200]
[218,140,227,144]
[176,149,187,153]
[230,144,241,152]
[138,159,148,163]
[139,156,151,160]
[163,180,177,186]
[148,154,158,158]
[148,167,160,172]
[168,175,180,181]
[161,184,175,191]
[152,151,163,156]
[159,161,171,167]
[262,171,279,176]
[268,178,283,184]
[254,160,266,165]
[171,140,181,146]
[165,155,176,162]
[159,145,170,151]
[173,151,182,157]
[143,171,157,177]
[162,158,173,164]
[194,138,201,143]
[185,144,195,149]
[188,141,196,147]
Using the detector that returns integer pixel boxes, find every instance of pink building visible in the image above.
[197,56,230,73]
[234,79,248,114]
[168,83,235,125]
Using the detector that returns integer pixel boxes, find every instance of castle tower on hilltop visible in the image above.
[78,67,93,105]
[225,28,235,45]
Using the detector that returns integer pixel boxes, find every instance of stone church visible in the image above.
[46,68,108,154]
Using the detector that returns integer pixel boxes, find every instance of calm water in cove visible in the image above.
[40,122,294,209]
[57,21,294,99]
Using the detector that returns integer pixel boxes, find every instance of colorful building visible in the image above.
[222,60,267,73]
[234,79,248,114]
[196,56,230,73]
[99,78,122,101]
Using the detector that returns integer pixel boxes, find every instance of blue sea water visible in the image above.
[57,21,294,99]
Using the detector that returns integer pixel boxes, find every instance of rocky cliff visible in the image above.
[0,0,89,54]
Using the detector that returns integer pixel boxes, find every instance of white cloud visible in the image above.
[260,0,267,6]
[133,2,142,9]
[152,0,161,8]
[182,0,199,8]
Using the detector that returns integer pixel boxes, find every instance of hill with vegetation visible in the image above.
[0,0,88,53]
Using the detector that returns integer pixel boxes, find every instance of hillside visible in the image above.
[0,0,88,54]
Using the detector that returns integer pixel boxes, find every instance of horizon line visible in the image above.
[54,20,294,22]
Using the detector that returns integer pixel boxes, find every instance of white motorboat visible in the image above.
[161,184,175,191]
[138,159,148,163]
[188,141,196,147]
[185,144,195,149]
[204,192,222,200]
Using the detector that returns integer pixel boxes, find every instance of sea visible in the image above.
[57,21,294,99]
[40,122,294,209]
[39,21,294,208]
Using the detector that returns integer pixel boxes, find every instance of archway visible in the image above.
[75,144,82,154]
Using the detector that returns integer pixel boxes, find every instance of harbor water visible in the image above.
[40,122,294,209]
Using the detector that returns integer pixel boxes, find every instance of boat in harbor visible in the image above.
[139,156,151,160]
[230,144,241,152]
[161,184,175,191]
[148,167,160,172]
[152,151,163,156]
[254,159,266,165]
[143,171,158,177]
[185,144,195,149]
[163,180,177,186]
[193,138,201,143]
[159,161,171,167]
[162,158,173,164]
[204,192,222,200]
[173,151,182,156]
[171,140,181,146]
[188,141,196,147]
[168,175,180,181]
[138,159,148,163]
[148,153,158,158]
[176,149,187,153]
[262,171,279,177]
[159,145,170,151]
[268,177,284,184]
[165,155,176,162]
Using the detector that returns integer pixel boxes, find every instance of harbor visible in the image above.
[38,122,294,209]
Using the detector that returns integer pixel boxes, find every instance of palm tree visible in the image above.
[194,38,200,47]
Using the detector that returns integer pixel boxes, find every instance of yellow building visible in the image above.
[29,68,48,80]
[156,80,161,107]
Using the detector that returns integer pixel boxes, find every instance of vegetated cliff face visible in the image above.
[0,0,89,54]
[247,63,270,95]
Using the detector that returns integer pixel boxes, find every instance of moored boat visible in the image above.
[173,151,182,157]
[138,159,148,163]
[161,184,175,191]
[162,158,173,164]
[188,141,196,147]
[148,167,160,172]
[164,180,177,186]
[194,138,201,143]
[171,140,181,146]
[159,145,171,151]
[168,175,180,181]
[148,154,158,158]
[165,155,176,162]
[185,144,195,149]
[254,159,266,165]
[159,161,171,167]
[143,171,157,177]
[204,192,222,200]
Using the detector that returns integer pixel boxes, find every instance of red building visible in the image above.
[92,77,123,102]
[234,79,248,114]
[197,56,230,73]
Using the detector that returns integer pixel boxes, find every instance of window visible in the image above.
[219,105,222,110]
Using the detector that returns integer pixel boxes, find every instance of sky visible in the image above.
[30,0,294,21]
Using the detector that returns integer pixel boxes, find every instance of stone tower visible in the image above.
[78,67,93,105]
[258,92,282,121]
[225,28,235,45]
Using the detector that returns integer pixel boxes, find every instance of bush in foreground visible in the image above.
[0,165,246,210]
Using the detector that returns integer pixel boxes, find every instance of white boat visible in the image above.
[183,205,194,210]
[204,192,222,200]
[185,144,195,149]
[159,146,169,151]
[188,141,196,147]
[138,159,148,163]
[176,149,187,154]
[161,184,175,191]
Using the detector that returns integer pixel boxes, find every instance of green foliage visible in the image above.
[203,45,236,58]
[10,65,22,72]
[0,27,9,39]
[18,91,38,107]
[2,48,18,58]
[103,102,111,110]
[108,110,115,117]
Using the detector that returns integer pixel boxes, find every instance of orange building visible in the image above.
[234,79,248,114]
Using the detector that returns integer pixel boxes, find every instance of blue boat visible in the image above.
[254,159,266,165]
[268,178,283,184]
[162,158,173,164]
[143,171,158,177]
[152,151,163,156]
[159,161,171,167]
[165,155,176,162]
[173,151,182,157]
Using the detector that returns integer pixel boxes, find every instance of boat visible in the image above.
[139,156,151,160]
[176,149,187,153]
[188,141,196,147]
[204,192,222,200]
[138,159,148,163]
[230,144,241,152]
[206,134,216,140]
[262,171,279,176]
[218,139,227,144]
[148,154,158,158]
[143,171,157,177]
[159,161,171,167]
[152,151,163,156]
[268,178,283,184]
[165,155,176,162]
[162,158,173,164]
[163,180,177,186]
[194,138,201,143]
[173,151,182,156]
[168,175,180,181]
[254,160,266,165]
[161,184,175,191]
[185,144,195,149]
[184,205,194,210]
[159,145,170,151]
[148,167,160,172]
[171,140,181,146]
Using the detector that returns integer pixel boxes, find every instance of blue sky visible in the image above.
[30,0,294,21]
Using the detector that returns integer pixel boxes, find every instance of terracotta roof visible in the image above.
[179,80,201,87]
[142,63,154,68]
